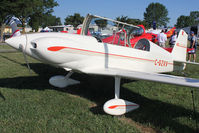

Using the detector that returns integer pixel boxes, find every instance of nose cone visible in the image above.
[5,36,26,50]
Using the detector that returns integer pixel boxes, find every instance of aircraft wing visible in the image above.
[81,68,199,88]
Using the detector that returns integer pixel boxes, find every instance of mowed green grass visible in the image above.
[0,44,199,133]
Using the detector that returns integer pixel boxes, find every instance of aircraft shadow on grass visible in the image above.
[0,63,198,133]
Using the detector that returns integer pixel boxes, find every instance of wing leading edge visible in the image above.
[81,68,199,88]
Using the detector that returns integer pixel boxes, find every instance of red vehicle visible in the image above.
[129,25,158,47]
[165,27,176,38]
[102,25,158,48]
[101,25,176,48]
[63,24,175,49]
[101,25,193,54]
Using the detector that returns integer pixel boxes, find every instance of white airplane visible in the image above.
[5,14,199,115]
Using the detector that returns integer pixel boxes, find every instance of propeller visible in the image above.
[6,16,32,73]
[22,33,31,73]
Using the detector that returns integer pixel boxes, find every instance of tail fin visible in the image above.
[6,16,21,37]
[171,30,188,62]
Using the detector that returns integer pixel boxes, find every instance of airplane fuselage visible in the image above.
[6,32,174,74]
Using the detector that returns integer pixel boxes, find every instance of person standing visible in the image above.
[188,31,197,62]
[157,29,167,48]
[169,30,177,47]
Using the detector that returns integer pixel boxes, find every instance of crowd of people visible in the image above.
[157,28,197,62]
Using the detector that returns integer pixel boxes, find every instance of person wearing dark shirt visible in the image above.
[188,31,197,62]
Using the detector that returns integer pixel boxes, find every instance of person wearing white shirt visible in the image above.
[157,29,167,48]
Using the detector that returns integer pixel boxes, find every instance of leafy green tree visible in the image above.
[0,0,16,42]
[41,14,61,28]
[64,13,84,28]
[28,13,42,32]
[29,14,61,32]
[0,0,58,40]
[140,20,150,29]
[116,16,149,29]
[13,0,58,33]
[116,16,129,23]
[115,16,130,28]
[144,2,170,28]
[95,19,107,30]
[190,11,199,25]
[175,15,193,28]
[175,11,199,28]
[128,19,142,25]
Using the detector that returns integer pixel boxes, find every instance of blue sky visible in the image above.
[53,0,199,26]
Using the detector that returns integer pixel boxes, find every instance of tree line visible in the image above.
[0,0,60,41]
[0,0,61,31]
[175,11,199,28]
[64,3,198,29]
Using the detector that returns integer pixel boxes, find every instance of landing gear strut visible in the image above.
[103,76,139,115]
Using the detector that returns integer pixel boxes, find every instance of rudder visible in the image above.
[171,30,188,62]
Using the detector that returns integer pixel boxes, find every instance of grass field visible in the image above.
[0,44,199,133]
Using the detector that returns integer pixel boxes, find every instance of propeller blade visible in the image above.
[22,48,31,73]
[22,34,31,73]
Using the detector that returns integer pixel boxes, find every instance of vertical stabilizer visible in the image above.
[171,30,188,62]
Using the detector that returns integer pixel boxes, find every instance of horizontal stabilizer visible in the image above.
[175,61,199,65]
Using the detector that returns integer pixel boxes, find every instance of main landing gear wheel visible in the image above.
[103,76,139,115]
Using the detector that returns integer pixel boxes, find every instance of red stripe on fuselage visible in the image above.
[48,46,66,51]
[176,43,186,48]
[47,46,173,65]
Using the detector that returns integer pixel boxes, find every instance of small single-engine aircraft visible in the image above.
[5,14,199,115]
